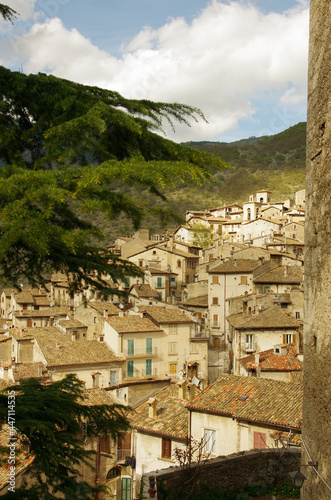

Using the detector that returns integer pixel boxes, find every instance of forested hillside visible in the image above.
[100,122,306,240]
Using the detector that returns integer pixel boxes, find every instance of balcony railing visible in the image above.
[117,448,131,461]
[123,347,158,357]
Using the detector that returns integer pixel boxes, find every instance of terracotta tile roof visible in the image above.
[13,362,49,380]
[131,384,188,440]
[88,301,120,316]
[149,268,178,275]
[0,425,34,490]
[227,306,302,330]
[13,307,69,318]
[140,306,193,324]
[13,292,34,304]
[57,319,87,329]
[209,259,262,274]
[187,374,303,430]
[181,296,208,307]
[240,345,302,372]
[33,330,118,366]
[254,266,303,284]
[107,315,163,334]
[131,283,160,299]
[270,430,301,446]
[33,296,51,307]
[82,388,116,406]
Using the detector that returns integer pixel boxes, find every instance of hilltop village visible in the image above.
[0,188,305,497]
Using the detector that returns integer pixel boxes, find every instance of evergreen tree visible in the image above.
[0,66,227,296]
[0,375,130,499]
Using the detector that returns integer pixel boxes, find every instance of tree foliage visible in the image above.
[191,224,220,249]
[0,66,227,295]
[0,3,17,22]
[0,375,130,499]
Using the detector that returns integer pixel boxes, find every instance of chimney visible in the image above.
[148,398,157,418]
[186,383,196,401]
[178,379,187,400]
[254,353,260,365]
[284,266,288,277]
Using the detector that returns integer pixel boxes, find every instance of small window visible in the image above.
[168,342,178,355]
[146,338,152,354]
[190,343,199,354]
[281,303,288,309]
[157,277,162,288]
[240,276,247,285]
[127,360,134,378]
[212,297,218,305]
[296,312,300,319]
[169,363,177,375]
[94,317,97,324]
[212,314,219,328]
[153,250,157,254]
[212,275,219,285]
[146,359,152,376]
[169,324,178,335]
[139,260,143,267]
[162,438,171,458]
[99,434,111,454]
[127,339,134,355]
[177,260,182,268]
[204,429,216,454]
[254,431,267,449]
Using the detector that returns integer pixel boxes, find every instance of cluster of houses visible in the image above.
[0,189,305,498]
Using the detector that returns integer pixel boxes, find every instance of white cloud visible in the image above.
[1,0,309,141]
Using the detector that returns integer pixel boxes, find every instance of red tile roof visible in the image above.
[227,306,302,329]
[187,374,302,430]
[209,259,262,274]
[107,315,163,333]
[240,344,302,372]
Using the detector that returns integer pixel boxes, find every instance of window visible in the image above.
[139,260,143,267]
[246,334,254,350]
[240,276,248,285]
[124,277,130,288]
[162,438,171,458]
[157,277,163,288]
[170,277,176,287]
[146,338,152,354]
[157,292,162,301]
[212,314,219,328]
[146,359,152,376]
[169,363,177,375]
[190,343,199,354]
[254,431,267,449]
[177,260,182,268]
[212,297,219,305]
[168,342,178,355]
[118,433,131,461]
[127,339,134,356]
[94,317,97,324]
[281,303,288,309]
[247,208,251,220]
[169,324,178,335]
[283,333,296,345]
[110,370,117,386]
[212,275,219,284]
[263,286,270,293]
[127,360,134,377]
[204,429,216,454]
[295,312,300,319]
[121,477,132,500]
[99,434,111,454]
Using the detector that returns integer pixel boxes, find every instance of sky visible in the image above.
[0,0,310,143]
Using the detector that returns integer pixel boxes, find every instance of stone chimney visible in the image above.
[178,379,187,400]
[148,398,157,418]
[254,353,260,365]
[186,382,196,401]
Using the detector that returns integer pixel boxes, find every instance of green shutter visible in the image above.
[157,277,162,287]
[121,477,132,500]
[127,339,134,355]
[146,359,152,376]
[127,361,134,378]
[146,338,152,354]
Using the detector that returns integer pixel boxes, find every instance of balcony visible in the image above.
[122,347,158,358]
[190,327,209,341]
[123,367,158,380]
[117,448,131,462]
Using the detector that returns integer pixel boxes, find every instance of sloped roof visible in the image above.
[131,284,159,299]
[13,307,69,318]
[57,319,87,329]
[88,301,120,316]
[209,259,262,274]
[181,296,208,307]
[107,315,163,334]
[227,306,302,330]
[254,266,303,284]
[0,425,34,490]
[131,384,188,440]
[33,330,118,366]
[13,292,34,304]
[141,306,193,324]
[240,344,302,372]
[13,362,48,380]
[82,388,116,406]
[187,374,303,430]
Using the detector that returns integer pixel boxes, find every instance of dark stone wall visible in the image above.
[153,449,300,499]
[302,0,331,498]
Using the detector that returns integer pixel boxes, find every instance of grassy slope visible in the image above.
[84,122,306,242]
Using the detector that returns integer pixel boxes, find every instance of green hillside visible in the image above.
[82,122,306,241]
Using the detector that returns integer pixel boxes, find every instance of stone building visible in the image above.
[302,1,331,498]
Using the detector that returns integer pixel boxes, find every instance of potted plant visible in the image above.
[148,488,156,498]
[149,475,156,488]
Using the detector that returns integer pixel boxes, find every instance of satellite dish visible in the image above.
[3,324,8,330]
[119,303,124,309]
[133,306,138,312]
[20,283,23,288]
[50,302,54,307]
